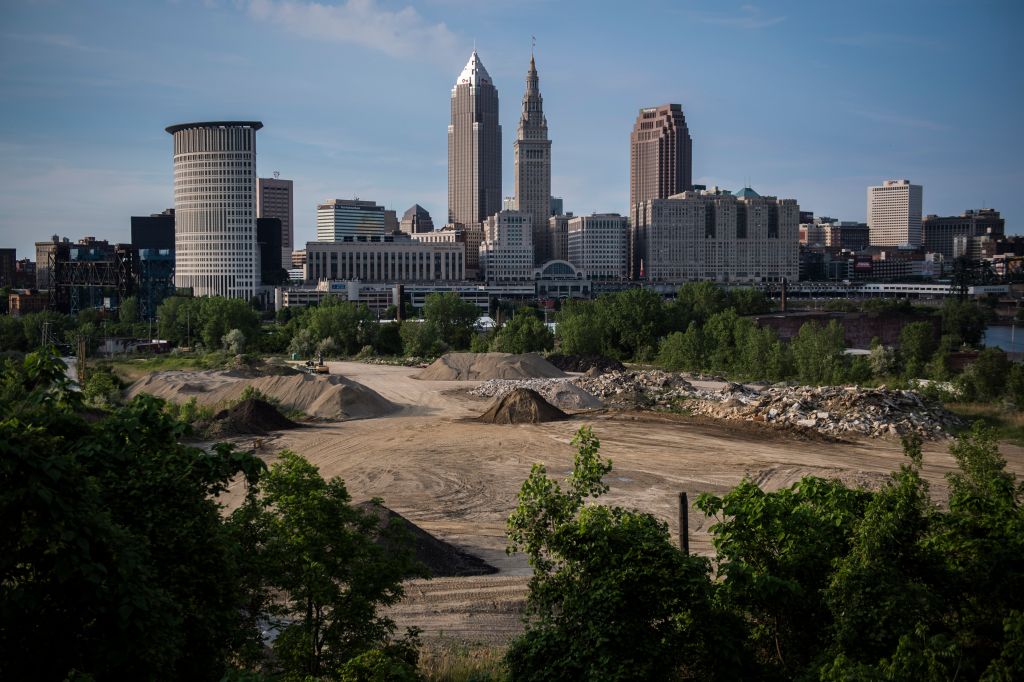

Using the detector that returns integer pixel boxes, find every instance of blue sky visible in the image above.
[1,0,1021,259]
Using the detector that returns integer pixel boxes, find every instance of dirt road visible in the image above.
[219,361,1024,643]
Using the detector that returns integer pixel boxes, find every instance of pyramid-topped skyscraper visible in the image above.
[448,50,502,228]
[513,53,552,265]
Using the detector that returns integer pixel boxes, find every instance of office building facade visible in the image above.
[131,209,175,251]
[547,213,573,262]
[480,210,533,282]
[448,51,502,227]
[868,179,923,247]
[167,120,261,299]
[630,104,693,208]
[567,214,628,281]
[400,204,435,234]
[316,199,387,241]
[922,209,1004,260]
[257,176,294,269]
[305,235,465,283]
[631,188,799,283]
[513,55,552,265]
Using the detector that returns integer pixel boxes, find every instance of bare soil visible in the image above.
[213,361,1024,644]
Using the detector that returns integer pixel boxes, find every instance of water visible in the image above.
[983,325,1024,354]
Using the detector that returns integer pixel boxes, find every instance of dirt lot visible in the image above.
[216,361,1024,645]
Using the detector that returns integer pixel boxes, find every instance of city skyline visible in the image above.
[1,0,1022,259]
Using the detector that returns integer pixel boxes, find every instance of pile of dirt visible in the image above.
[127,370,397,421]
[357,502,498,577]
[545,353,626,374]
[469,378,602,410]
[478,388,568,424]
[206,398,298,436]
[417,352,566,381]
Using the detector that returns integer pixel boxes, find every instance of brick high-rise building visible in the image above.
[630,104,692,209]
[513,54,552,265]
[257,176,294,269]
[448,51,502,228]
[867,179,923,247]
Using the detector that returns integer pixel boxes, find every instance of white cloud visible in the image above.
[242,0,460,61]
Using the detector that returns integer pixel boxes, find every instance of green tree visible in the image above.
[305,298,376,355]
[119,296,139,323]
[490,314,554,354]
[1006,362,1024,406]
[657,321,706,372]
[957,347,1011,402]
[232,451,418,677]
[602,288,667,360]
[899,321,937,377]
[791,320,847,385]
[728,287,771,315]
[423,292,479,350]
[674,281,729,324]
[697,477,872,677]
[505,428,740,681]
[197,297,260,350]
[400,320,445,357]
[940,299,988,347]
[554,300,606,356]
[222,327,247,354]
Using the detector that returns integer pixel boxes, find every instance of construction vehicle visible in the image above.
[302,352,330,375]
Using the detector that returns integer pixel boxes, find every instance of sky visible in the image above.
[1,0,1022,259]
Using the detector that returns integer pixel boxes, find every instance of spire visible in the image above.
[455,49,492,87]
[518,53,546,136]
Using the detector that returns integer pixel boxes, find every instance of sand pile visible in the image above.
[417,352,565,381]
[127,370,396,421]
[204,398,298,436]
[478,388,568,424]
[357,502,498,577]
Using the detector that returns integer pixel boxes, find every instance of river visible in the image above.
[983,325,1023,354]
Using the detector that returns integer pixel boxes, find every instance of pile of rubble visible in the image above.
[688,384,961,439]
[470,378,602,410]
[571,370,700,409]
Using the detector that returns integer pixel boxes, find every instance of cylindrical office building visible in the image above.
[166,121,262,299]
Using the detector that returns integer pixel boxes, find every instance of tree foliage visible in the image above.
[490,313,554,354]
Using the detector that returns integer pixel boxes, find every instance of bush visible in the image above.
[400,321,446,358]
[489,315,553,354]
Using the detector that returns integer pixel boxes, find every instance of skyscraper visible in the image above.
[867,179,923,247]
[513,54,552,266]
[257,176,294,269]
[448,50,502,228]
[629,104,693,208]
[166,121,261,299]
[316,199,387,241]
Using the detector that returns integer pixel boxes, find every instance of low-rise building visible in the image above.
[316,199,388,241]
[305,234,465,283]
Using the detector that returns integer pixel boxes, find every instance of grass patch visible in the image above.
[947,402,1024,447]
[418,640,508,682]
[108,352,227,382]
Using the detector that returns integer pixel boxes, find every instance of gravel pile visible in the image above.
[545,353,626,374]
[470,378,602,410]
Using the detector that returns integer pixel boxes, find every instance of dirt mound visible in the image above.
[127,370,397,421]
[417,352,566,381]
[208,398,298,436]
[357,502,498,577]
[478,388,568,424]
[546,353,626,374]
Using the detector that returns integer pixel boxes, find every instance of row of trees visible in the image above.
[506,426,1024,680]
[0,351,424,680]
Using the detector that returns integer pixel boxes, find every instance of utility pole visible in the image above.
[678,492,690,555]
[40,321,51,349]
[186,307,191,349]
[77,334,87,386]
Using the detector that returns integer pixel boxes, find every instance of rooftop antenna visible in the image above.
[473,37,476,52]
[532,35,536,56]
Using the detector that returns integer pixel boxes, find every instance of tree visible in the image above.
[602,287,667,360]
[657,322,706,372]
[222,327,246,354]
[505,427,740,681]
[490,314,554,354]
[423,292,479,350]
[119,296,139,323]
[232,451,418,677]
[957,347,1010,402]
[697,477,872,677]
[728,287,771,315]
[400,320,445,357]
[554,300,606,356]
[869,343,898,377]
[1006,362,1024,406]
[0,350,264,680]
[940,299,988,347]
[791,320,847,385]
[899,321,937,377]
[674,281,729,325]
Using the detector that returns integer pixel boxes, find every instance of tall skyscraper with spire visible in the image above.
[448,50,502,228]
[513,53,552,265]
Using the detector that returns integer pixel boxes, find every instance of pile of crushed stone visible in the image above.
[470,378,601,410]
[202,398,298,436]
[357,501,498,577]
[545,353,626,374]
[417,352,566,381]
[127,370,396,421]
[478,387,568,424]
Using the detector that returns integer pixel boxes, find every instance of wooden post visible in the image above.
[678,492,689,555]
